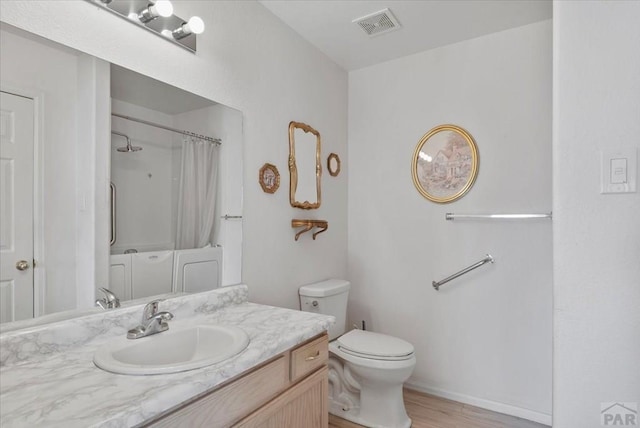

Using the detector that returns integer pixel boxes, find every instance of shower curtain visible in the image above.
[176,136,219,250]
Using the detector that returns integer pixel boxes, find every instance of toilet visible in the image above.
[299,279,415,428]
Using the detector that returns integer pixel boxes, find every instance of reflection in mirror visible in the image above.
[109,65,243,303]
[288,121,321,209]
[0,24,243,331]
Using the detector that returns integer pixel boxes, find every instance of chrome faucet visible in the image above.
[127,299,174,339]
[95,287,120,309]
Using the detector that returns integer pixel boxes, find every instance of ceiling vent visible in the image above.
[352,8,401,37]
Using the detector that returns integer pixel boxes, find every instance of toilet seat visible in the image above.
[336,330,414,361]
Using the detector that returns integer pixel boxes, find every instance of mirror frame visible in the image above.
[327,153,341,177]
[288,121,321,209]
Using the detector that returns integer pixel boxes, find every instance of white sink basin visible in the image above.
[94,324,250,375]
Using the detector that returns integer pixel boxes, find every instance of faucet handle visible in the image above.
[142,299,165,320]
[97,288,120,309]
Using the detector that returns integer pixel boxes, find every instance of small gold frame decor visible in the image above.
[411,124,479,203]
[259,163,280,194]
[327,153,341,177]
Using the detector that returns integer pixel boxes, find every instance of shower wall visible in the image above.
[110,99,176,253]
[173,105,243,286]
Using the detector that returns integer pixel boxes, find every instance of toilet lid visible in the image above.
[336,330,414,359]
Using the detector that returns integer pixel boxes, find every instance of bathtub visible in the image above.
[109,245,223,301]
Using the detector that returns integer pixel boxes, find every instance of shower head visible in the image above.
[116,144,143,152]
[112,131,142,153]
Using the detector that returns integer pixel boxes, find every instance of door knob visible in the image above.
[16,260,30,271]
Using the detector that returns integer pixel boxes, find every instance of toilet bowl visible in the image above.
[299,279,415,428]
[329,330,416,427]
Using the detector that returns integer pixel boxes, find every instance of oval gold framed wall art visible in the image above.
[411,124,479,204]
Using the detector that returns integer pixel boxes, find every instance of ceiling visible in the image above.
[259,0,552,71]
[110,64,215,115]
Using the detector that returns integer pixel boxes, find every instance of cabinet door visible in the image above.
[235,366,328,428]
[146,356,288,427]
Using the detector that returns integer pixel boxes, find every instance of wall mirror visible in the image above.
[0,24,243,331]
[288,121,321,209]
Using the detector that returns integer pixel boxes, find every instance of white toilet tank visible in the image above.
[299,279,350,340]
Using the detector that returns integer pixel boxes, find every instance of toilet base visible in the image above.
[329,402,412,428]
[327,354,413,428]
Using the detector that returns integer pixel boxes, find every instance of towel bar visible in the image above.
[445,213,552,221]
[432,254,494,290]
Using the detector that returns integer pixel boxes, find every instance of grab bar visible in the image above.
[221,214,242,220]
[445,213,552,221]
[110,182,116,246]
[432,254,494,291]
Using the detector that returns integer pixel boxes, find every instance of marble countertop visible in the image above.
[0,285,334,427]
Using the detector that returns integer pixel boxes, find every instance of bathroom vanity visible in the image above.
[147,334,329,427]
[0,285,333,427]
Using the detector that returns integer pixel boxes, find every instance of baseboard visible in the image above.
[404,380,552,426]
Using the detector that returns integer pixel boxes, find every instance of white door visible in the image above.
[0,91,35,323]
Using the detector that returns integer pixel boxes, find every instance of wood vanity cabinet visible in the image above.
[144,333,329,428]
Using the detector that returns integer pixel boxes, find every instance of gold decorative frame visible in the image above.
[411,124,479,203]
[327,153,341,177]
[259,163,280,194]
[289,121,321,209]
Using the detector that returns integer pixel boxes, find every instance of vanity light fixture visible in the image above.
[86,0,204,52]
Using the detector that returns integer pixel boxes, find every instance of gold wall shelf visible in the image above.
[291,219,328,241]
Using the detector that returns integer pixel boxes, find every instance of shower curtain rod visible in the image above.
[112,112,222,145]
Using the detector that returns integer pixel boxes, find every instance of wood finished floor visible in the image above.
[328,388,549,428]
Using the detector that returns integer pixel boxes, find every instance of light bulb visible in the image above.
[172,16,205,39]
[138,0,173,23]
[150,1,173,18]
[185,16,205,35]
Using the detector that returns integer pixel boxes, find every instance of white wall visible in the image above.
[348,21,552,423]
[76,54,111,309]
[553,2,640,427]
[110,99,176,253]
[0,1,348,309]
[1,28,82,315]
[209,104,243,286]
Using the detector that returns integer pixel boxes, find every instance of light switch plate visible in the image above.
[601,148,637,194]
